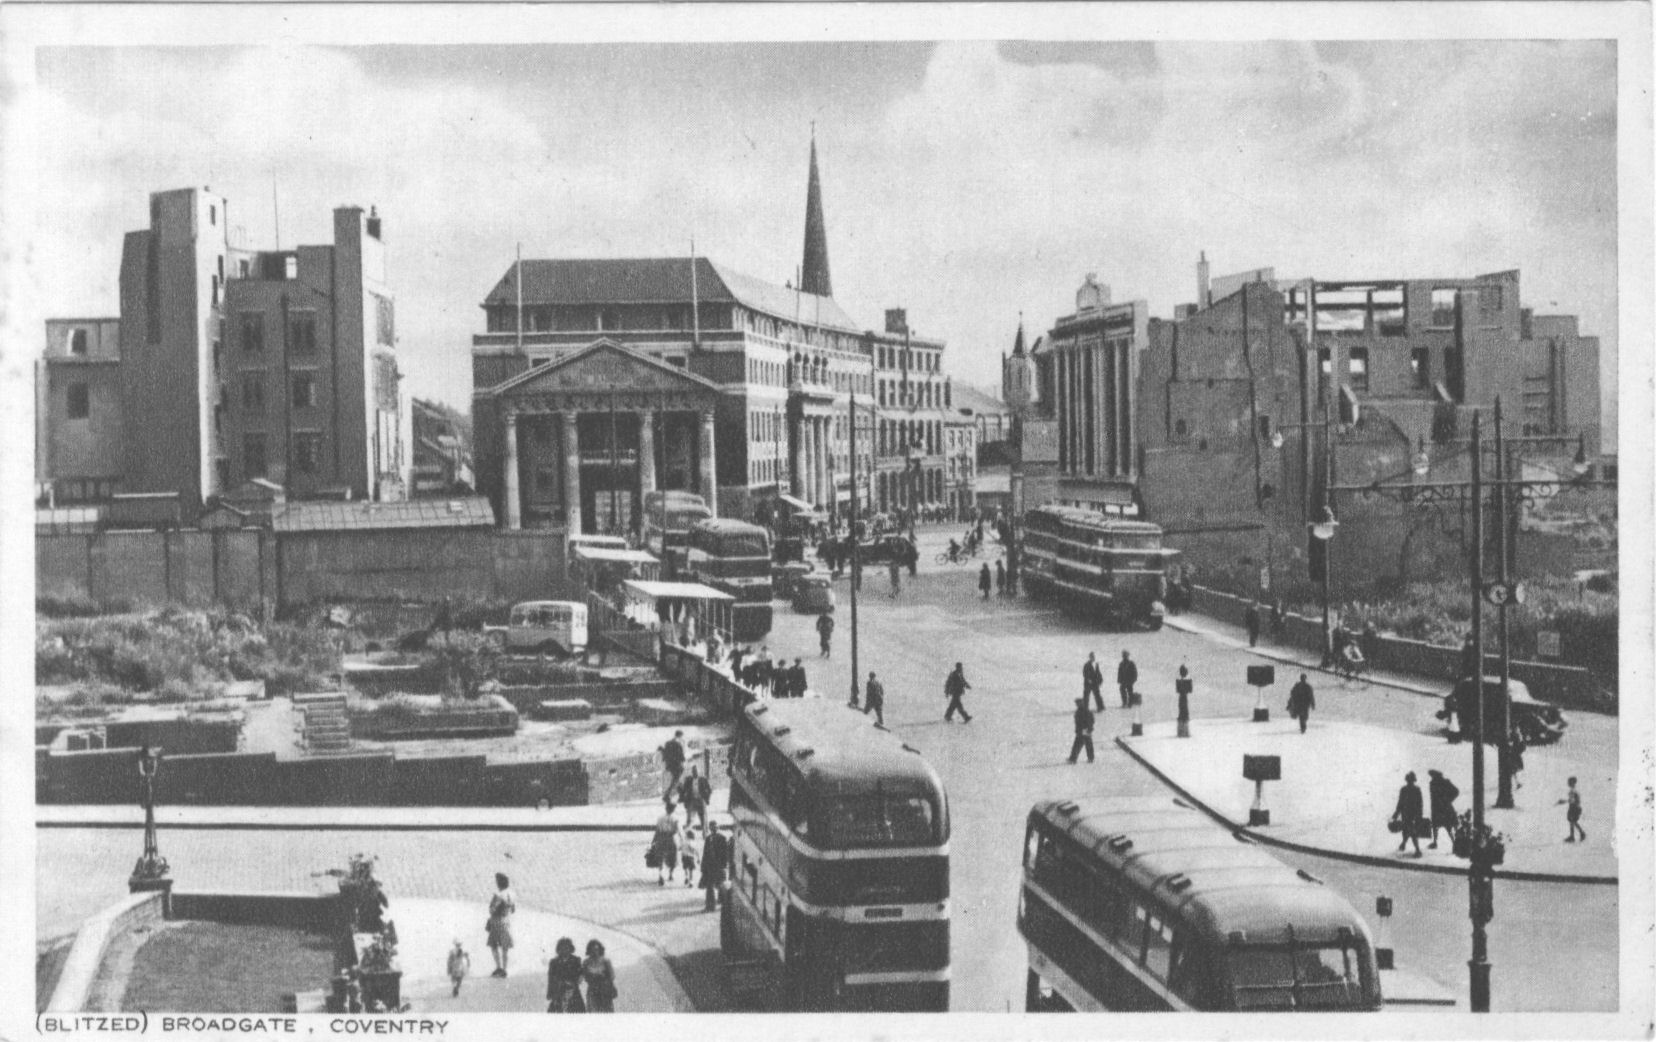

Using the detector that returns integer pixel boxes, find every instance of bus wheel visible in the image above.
[1026,969,1043,1012]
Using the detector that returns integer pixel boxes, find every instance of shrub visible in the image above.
[426,631,500,700]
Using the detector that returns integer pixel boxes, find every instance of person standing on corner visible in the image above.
[1116,651,1138,708]
[944,662,974,723]
[995,559,1007,597]
[888,556,903,598]
[1427,769,1460,849]
[1068,697,1095,764]
[816,612,835,658]
[1391,771,1425,857]
[978,562,993,600]
[1082,652,1104,712]
[1244,601,1261,647]
[1287,673,1316,733]
[486,873,516,978]
[863,671,886,728]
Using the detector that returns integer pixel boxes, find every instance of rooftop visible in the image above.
[271,497,495,533]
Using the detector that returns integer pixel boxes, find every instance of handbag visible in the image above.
[645,847,661,869]
[1387,819,1404,834]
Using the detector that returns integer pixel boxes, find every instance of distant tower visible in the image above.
[1003,315,1035,416]
[1198,250,1211,309]
[800,130,833,298]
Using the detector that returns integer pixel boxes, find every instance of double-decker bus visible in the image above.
[682,518,773,641]
[725,699,951,1011]
[1019,505,1179,629]
[1019,796,1382,1013]
[642,490,713,578]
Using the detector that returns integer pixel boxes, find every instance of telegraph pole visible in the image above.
[847,391,861,707]
[1468,408,1493,1012]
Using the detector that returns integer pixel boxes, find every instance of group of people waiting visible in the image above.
[652,730,733,910]
[472,874,618,1011]
[726,644,811,699]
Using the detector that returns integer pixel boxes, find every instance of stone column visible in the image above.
[562,412,582,533]
[638,409,657,495]
[503,407,522,530]
[699,410,718,517]
[790,409,805,499]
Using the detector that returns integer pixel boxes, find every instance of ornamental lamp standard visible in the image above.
[129,744,172,907]
[1308,503,1339,664]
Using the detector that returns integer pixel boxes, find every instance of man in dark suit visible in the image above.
[1117,651,1139,708]
[699,822,731,912]
[1082,653,1104,711]
[1068,698,1095,764]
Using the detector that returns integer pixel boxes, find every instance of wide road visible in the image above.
[38,525,1618,1014]
[762,526,1618,1012]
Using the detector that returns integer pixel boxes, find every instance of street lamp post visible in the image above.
[1324,401,1613,1012]
[129,745,171,905]
[848,391,862,708]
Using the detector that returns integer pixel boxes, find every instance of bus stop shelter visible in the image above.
[621,579,735,645]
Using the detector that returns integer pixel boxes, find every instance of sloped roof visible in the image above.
[486,338,722,398]
[273,497,495,533]
[481,256,863,333]
[951,383,1011,416]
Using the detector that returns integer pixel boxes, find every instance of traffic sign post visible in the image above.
[1247,664,1275,722]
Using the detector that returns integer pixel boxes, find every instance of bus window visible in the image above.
[1143,914,1174,980]
[1292,946,1364,1009]
[1229,943,1365,1010]
[821,795,938,847]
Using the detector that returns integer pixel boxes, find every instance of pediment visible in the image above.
[491,340,718,399]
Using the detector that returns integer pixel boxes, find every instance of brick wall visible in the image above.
[37,527,568,612]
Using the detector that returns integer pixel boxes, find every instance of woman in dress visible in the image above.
[486,872,516,978]
[649,800,682,886]
[546,937,586,1013]
[581,939,617,1013]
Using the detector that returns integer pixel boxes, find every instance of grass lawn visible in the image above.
[121,921,336,1012]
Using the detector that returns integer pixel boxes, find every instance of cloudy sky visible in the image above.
[18,28,1623,438]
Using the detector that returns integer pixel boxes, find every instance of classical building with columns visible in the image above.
[474,136,891,532]
[1043,273,1150,515]
[471,258,876,531]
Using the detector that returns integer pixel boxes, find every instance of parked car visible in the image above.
[484,600,588,655]
[792,573,836,614]
[853,534,911,565]
[1437,676,1567,746]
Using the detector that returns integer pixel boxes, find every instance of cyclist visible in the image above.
[947,538,963,564]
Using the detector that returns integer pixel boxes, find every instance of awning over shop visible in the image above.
[776,493,816,513]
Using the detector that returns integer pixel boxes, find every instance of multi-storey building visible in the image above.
[118,187,232,510]
[220,206,409,501]
[1041,274,1151,515]
[471,136,886,533]
[36,317,123,504]
[112,187,410,514]
[867,308,952,515]
[943,408,978,520]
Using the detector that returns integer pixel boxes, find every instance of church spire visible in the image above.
[800,127,833,298]
[1011,313,1026,357]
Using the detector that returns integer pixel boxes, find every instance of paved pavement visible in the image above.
[347,898,691,1013]
[1121,719,1615,880]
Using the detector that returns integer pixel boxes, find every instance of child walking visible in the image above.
[1560,776,1587,843]
[680,825,700,888]
[447,939,471,997]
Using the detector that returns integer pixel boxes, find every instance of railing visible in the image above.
[659,640,754,721]
[585,592,660,661]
